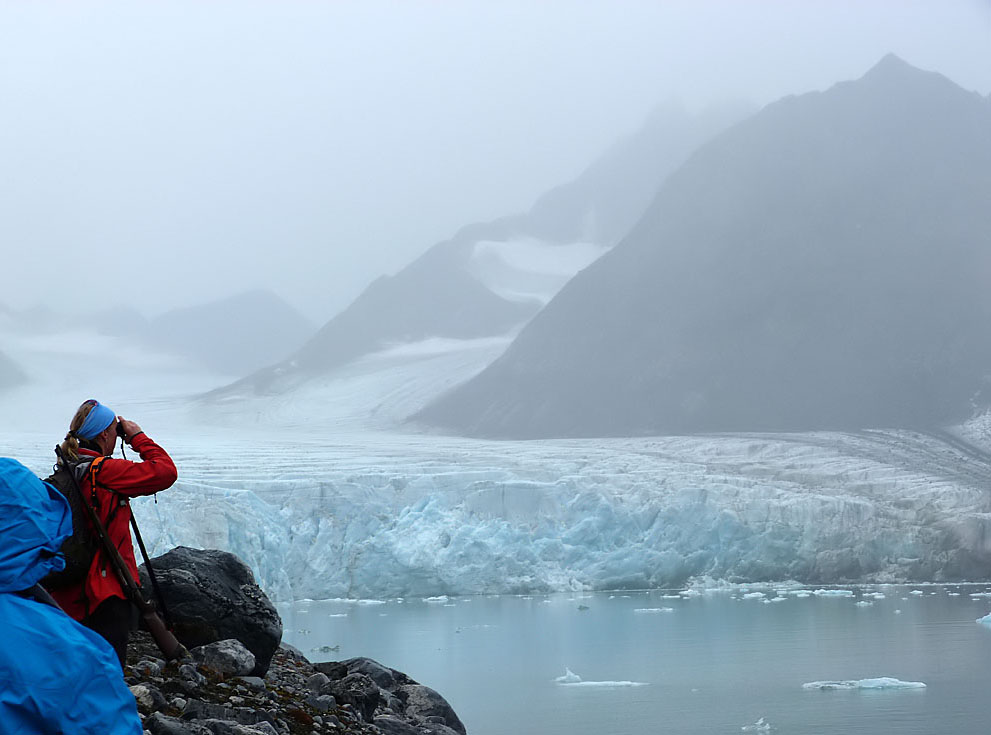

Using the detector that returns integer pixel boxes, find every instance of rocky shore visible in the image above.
[126,633,466,735]
[131,547,467,735]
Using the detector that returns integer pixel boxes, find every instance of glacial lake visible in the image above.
[280,585,991,735]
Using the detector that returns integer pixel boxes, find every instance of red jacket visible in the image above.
[50,432,177,621]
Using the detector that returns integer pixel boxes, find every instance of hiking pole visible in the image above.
[55,446,187,661]
[130,514,175,630]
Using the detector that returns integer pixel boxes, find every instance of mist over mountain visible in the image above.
[0,350,25,390]
[221,102,751,395]
[419,55,991,438]
[143,289,315,376]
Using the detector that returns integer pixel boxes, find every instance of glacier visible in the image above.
[5,322,991,604]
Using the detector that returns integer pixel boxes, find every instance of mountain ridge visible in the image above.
[417,55,991,437]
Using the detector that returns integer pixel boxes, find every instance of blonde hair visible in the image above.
[59,399,98,462]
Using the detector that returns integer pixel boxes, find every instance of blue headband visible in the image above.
[76,401,116,440]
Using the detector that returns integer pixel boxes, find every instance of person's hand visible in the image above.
[117,417,143,443]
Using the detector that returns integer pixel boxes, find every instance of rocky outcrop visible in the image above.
[126,633,468,735]
[139,547,283,676]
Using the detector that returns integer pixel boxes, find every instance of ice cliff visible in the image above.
[128,423,991,602]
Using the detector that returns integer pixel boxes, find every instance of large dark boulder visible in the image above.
[139,547,282,676]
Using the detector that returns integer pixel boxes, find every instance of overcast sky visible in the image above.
[1,0,989,323]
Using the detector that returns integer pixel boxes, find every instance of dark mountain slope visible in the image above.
[418,55,991,437]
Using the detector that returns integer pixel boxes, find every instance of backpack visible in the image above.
[39,455,107,589]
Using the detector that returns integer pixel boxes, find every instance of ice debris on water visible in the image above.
[633,607,673,614]
[976,612,991,625]
[741,717,774,732]
[802,678,926,690]
[553,668,648,687]
[554,668,582,684]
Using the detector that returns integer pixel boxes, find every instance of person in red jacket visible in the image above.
[50,398,178,666]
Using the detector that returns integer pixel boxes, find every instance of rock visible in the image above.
[328,672,379,722]
[305,672,331,693]
[304,693,336,712]
[199,721,279,735]
[398,685,466,735]
[145,712,214,735]
[140,547,282,676]
[372,717,421,735]
[193,640,257,677]
[126,626,467,735]
[134,658,166,677]
[237,676,267,692]
[130,683,167,713]
[342,658,399,689]
[180,699,277,728]
[180,664,208,685]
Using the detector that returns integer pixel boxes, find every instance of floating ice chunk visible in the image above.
[742,592,766,599]
[855,601,874,607]
[910,590,924,596]
[634,607,674,614]
[969,592,991,598]
[814,589,854,597]
[770,597,787,603]
[554,668,582,684]
[424,595,450,604]
[741,717,774,732]
[976,613,991,625]
[327,613,348,618]
[553,667,648,688]
[894,609,902,614]
[869,593,886,600]
[357,599,387,606]
[802,678,926,690]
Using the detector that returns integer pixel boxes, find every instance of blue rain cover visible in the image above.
[0,458,142,734]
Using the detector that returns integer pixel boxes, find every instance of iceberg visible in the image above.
[553,668,647,687]
[802,678,926,690]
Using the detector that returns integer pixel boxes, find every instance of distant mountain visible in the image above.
[418,55,991,437]
[144,289,315,376]
[223,102,751,395]
[0,350,26,390]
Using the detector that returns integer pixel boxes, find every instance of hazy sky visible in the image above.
[1,0,989,323]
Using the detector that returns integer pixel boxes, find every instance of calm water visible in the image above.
[279,586,991,735]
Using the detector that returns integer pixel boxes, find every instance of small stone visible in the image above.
[306,673,330,693]
[304,693,336,713]
[192,639,257,678]
[237,676,265,691]
[129,683,167,713]
[134,658,163,677]
[179,664,207,685]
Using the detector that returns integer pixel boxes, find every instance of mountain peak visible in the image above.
[859,53,945,88]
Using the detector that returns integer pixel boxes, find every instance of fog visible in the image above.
[1,0,988,324]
